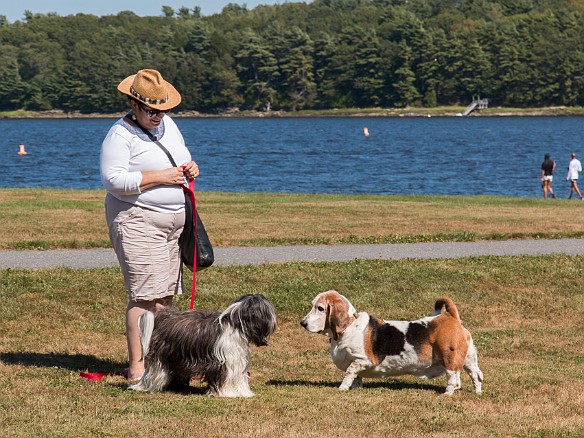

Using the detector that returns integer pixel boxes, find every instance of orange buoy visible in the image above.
[363,127,370,137]
[17,144,27,155]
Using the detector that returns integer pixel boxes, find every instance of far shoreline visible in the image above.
[2,106,584,119]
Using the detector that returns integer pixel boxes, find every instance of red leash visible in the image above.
[81,177,198,383]
[183,178,197,310]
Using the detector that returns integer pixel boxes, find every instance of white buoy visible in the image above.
[18,144,27,155]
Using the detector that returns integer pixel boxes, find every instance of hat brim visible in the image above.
[117,74,182,111]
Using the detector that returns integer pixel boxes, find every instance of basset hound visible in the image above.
[300,290,483,395]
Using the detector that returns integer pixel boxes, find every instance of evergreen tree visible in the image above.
[392,41,420,107]
[0,45,24,110]
[234,30,279,111]
[277,27,317,110]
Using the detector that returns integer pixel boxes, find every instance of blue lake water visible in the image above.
[1,116,581,198]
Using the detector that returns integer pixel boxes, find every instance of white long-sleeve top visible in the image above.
[567,158,582,181]
[100,115,192,213]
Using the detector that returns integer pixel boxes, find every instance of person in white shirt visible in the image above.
[100,69,199,382]
[566,152,583,200]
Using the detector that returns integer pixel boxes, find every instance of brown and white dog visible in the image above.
[300,290,483,395]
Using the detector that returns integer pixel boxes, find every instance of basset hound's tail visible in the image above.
[434,296,460,321]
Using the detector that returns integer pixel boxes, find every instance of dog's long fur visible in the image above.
[300,290,483,395]
[129,294,277,397]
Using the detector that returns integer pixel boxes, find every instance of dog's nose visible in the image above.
[300,320,307,328]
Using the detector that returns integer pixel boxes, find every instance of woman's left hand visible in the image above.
[182,161,200,180]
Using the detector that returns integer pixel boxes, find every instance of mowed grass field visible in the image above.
[0,189,583,437]
[2,188,584,249]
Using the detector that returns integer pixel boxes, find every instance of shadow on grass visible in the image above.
[163,381,209,396]
[0,351,124,374]
[112,380,210,395]
[0,352,220,396]
[267,378,443,393]
[0,352,224,394]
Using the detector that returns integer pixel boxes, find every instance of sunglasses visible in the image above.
[138,102,169,118]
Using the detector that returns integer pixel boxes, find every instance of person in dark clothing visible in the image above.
[541,153,556,199]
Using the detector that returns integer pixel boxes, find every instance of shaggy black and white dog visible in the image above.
[129,294,277,397]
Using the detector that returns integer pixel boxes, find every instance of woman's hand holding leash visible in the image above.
[181,161,199,180]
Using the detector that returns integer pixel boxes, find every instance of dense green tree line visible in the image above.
[1,0,584,113]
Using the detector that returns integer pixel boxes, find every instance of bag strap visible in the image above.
[123,114,198,309]
[124,114,178,166]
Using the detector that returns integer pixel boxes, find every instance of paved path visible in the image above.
[0,239,583,269]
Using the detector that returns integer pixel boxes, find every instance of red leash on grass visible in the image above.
[81,179,199,382]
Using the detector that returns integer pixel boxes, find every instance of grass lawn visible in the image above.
[1,256,583,436]
[2,189,584,249]
[0,189,583,436]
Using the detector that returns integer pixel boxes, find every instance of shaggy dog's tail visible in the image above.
[434,296,460,321]
[137,311,155,359]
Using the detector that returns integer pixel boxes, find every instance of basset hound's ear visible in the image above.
[327,298,354,341]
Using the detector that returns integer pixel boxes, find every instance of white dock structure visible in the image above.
[462,95,489,116]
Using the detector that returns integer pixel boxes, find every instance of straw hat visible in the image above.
[117,69,181,110]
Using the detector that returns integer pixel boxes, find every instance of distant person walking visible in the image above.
[540,153,556,199]
[566,152,583,200]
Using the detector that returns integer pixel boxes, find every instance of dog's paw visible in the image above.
[128,383,146,391]
[443,386,456,396]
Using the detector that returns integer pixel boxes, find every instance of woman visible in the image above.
[100,69,199,382]
[540,153,556,199]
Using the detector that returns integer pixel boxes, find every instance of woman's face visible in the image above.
[130,100,168,130]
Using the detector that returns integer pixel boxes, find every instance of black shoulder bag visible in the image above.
[125,115,214,270]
